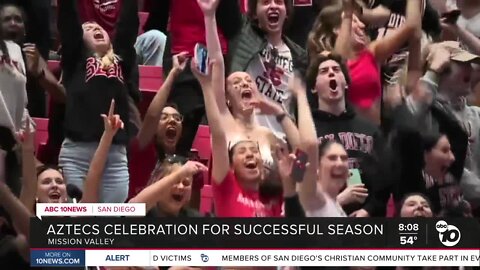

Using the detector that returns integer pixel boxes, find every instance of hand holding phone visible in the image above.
[291,149,309,182]
[347,169,362,186]
[194,43,209,75]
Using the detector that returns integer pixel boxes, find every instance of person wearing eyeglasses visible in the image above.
[137,53,188,157]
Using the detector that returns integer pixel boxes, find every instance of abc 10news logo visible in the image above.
[435,220,461,247]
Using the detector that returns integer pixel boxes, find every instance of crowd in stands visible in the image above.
[0,0,479,269]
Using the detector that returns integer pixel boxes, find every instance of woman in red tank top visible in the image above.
[307,0,422,124]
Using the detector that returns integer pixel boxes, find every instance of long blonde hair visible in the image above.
[95,44,118,70]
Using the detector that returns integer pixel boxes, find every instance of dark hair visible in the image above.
[228,140,260,164]
[36,164,64,178]
[164,102,180,111]
[306,53,351,109]
[396,192,433,217]
[0,3,27,61]
[247,0,294,31]
[421,132,444,153]
[318,139,343,159]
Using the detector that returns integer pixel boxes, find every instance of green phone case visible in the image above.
[348,169,362,186]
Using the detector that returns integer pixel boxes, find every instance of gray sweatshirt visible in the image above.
[406,71,480,203]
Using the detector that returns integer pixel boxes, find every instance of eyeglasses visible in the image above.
[165,154,188,165]
[161,113,183,123]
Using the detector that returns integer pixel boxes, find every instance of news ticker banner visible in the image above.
[30,249,480,267]
[30,218,480,249]
[29,218,480,267]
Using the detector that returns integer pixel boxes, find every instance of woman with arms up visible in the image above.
[57,0,138,203]
[197,0,300,202]
[307,0,422,124]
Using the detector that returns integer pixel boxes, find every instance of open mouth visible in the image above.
[49,192,61,201]
[171,194,183,202]
[94,32,104,40]
[165,127,177,140]
[241,89,253,100]
[329,79,338,92]
[245,160,258,170]
[463,75,471,83]
[267,12,280,24]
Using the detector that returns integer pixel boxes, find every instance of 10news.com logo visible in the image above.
[436,220,461,247]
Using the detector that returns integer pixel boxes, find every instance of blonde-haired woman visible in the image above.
[307,0,422,124]
[57,0,138,203]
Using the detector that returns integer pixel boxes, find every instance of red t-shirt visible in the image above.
[347,49,381,109]
[169,0,228,55]
[77,0,122,37]
[213,171,283,217]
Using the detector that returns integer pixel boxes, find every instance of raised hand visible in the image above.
[288,72,307,98]
[23,43,42,77]
[172,52,189,75]
[191,59,214,89]
[180,161,208,177]
[274,145,299,196]
[101,99,124,136]
[252,95,285,116]
[197,0,220,17]
[16,117,34,152]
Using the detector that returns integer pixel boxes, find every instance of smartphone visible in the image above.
[194,43,209,75]
[442,9,461,24]
[347,169,363,186]
[291,149,309,183]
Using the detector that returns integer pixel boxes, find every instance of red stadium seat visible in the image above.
[200,185,213,215]
[47,60,60,75]
[127,140,158,200]
[32,118,49,153]
[138,12,149,35]
[139,65,163,117]
[192,125,212,185]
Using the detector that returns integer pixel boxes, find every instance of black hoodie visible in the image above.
[312,105,392,216]
[58,0,138,146]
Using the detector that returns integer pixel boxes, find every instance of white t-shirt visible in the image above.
[246,43,293,137]
[0,41,27,133]
[457,12,480,38]
[305,193,347,217]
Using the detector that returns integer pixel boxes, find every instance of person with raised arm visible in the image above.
[216,0,307,139]
[197,0,300,197]
[19,100,124,213]
[305,52,390,217]
[292,72,346,218]
[137,53,188,152]
[57,0,138,203]
[307,0,422,124]
[190,0,281,218]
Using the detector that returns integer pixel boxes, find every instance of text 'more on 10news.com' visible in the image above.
[29,203,480,268]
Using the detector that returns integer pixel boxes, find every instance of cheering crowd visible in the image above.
[0,0,479,269]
